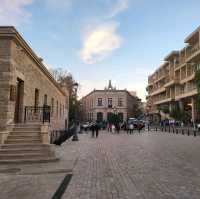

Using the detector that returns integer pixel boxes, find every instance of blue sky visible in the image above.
[1,0,200,101]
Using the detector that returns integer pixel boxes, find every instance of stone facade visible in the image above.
[81,81,141,122]
[0,27,69,131]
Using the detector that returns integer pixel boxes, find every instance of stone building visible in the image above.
[81,81,141,122]
[0,26,69,163]
[146,26,200,123]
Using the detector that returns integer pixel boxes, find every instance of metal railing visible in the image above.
[24,106,51,123]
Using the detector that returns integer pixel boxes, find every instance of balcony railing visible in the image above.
[24,106,51,123]
[186,43,200,59]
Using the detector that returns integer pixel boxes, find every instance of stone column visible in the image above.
[41,124,50,144]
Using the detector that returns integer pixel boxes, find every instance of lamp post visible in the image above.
[72,82,79,141]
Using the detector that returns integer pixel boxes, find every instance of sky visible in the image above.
[1,0,200,101]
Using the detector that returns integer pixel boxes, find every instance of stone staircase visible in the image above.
[0,124,58,164]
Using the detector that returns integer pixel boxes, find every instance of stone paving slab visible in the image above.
[1,131,200,198]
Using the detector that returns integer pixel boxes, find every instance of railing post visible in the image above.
[24,107,27,123]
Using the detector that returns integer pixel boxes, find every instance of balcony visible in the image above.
[154,97,172,105]
[150,87,166,96]
[180,73,195,84]
[164,77,179,87]
[186,43,200,61]
[175,86,197,100]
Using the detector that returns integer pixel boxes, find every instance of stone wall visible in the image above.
[0,38,12,129]
[0,33,69,131]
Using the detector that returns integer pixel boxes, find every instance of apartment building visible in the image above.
[146,26,200,123]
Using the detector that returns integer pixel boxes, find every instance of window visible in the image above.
[60,103,62,117]
[108,98,112,108]
[56,101,58,117]
[97,98,103,106]
[44,94,47,106]
[35,89,39,107]
[51,98,54,115]
[118,98,123,107]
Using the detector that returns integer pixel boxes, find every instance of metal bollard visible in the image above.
[164,126,166,132]
[187,129,190,136]
[194,130,196,137]
[182,129,184,135]
[148,125,150,131]
[169,126,170,133]
[172,127,174,133]
[176,129,178,134]
[156,127,157,131]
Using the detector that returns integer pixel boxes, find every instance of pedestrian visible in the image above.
[95,122,99,138]
[129,123,134,134]
[111,124,115,133]
[90,123,95,138]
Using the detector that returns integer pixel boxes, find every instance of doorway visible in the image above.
[14,78,24,123]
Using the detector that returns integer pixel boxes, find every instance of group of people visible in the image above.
[107,123,121,133]
[90,122,100,138]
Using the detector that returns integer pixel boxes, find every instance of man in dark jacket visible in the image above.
[95,122,100,138]
[90,123,95,138]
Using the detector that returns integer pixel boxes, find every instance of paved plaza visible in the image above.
[1,131,200,198]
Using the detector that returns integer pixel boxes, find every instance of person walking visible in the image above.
[90,123,95,138]
[129,123,134,134]
[95,122,99,138]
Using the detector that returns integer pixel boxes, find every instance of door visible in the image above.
[14,79,24,123]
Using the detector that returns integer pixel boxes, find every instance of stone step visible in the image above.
[9,132,40,136]
[7,135,41,140]
[0,148,50,154]
[5,139,41,144]
[0,157,59,164]
[0,153,53,160]
[12,127,40,132]
[1,143,51,149]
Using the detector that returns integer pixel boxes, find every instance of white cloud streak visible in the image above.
[0,0,33,25]
[107,0,129,18]
[80,22,123,64]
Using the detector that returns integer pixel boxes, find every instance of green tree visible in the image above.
[169,105,184,121]
[51,68,79,127]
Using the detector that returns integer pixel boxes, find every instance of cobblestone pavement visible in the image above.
[1,131,200,199]
[63,131,200,199]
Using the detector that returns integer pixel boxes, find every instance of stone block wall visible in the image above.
[0,29,69,131]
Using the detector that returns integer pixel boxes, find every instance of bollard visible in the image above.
[194,130,196,137]
[164,126,166,132]
[182,129,184,135]
[187,129,190,136]
[156,127,157,132]
[176,129,178,134]
[169,126,170,133]
[172,127,174,133]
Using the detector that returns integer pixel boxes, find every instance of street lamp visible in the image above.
[72,82,79,141]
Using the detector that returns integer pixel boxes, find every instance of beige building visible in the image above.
[146,26,200,123]
[0,26,69,131]
[81,81,141,122]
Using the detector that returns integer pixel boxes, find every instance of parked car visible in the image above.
[81,122,90,131]
[127,118,145,130]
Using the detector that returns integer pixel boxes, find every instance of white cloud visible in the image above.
[0,0,33,25]
[80,22,123,64]
[107,0,129,18]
